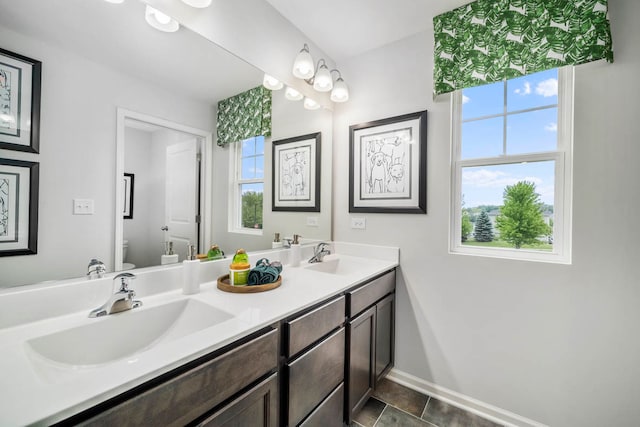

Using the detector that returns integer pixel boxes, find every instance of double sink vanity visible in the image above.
[0,242,398,426]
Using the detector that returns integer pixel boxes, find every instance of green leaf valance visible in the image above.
[216,85,272,146]
[433,0,614,96]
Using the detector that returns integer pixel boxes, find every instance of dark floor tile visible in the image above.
[353,397,387,427]
[376,405,436,427]
[422,397,502,427]
[372,378,429,418]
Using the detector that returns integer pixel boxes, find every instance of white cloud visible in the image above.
[462,95,470,104]
[462,169,542,188]
[544,122,558,132]
[535,78,558,97]
[514,81,531,95]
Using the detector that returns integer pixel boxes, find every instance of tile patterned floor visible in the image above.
[352,379,504,427]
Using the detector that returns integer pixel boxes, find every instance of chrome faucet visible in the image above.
[87,258,106,279]
[89,272,142,318]
[308,242,331,263]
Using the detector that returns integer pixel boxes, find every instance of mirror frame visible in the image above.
[115,108,213,271]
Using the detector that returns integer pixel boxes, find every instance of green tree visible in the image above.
[496,181,550,249]
[241,191,263,229]
[473,210,494,242]
[461,211,473,242]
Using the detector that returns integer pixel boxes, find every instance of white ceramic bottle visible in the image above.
[182,245,200,295]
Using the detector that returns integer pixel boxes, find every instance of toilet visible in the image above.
[122,239,136,270]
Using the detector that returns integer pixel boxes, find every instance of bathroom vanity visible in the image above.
[0,243,398,426]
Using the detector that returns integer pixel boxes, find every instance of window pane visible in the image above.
[507,108,558,155]
[461,161,555,251]
[255,154,264,179]
[242,138,255,157]
[240,183,263,229]
[255,135,264,155]
[241,157,255,179]
[462,81,504,120]
[461,117,503,159]
[507,68,558,112]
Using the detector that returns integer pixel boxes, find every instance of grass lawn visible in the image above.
[462,239,553,251]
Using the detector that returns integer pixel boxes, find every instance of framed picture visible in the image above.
[349,110,427,214]
[0,158,39,256]
[0,48,42,153]
[123,173,134,219]
[272,132,321,212]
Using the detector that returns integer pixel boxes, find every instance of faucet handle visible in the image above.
[113,272,136,291]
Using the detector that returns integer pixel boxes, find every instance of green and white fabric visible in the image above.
[433,0,614,96]
[217,86,272,146]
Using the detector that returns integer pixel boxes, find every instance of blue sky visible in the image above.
[461,69,558,207]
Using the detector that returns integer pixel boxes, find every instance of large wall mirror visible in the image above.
[0,0,332,287]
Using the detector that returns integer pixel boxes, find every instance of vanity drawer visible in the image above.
[286,295,345,357]
[287,327,345,426]
[299,382,344,427]
[78,328,278,427]
[347,269,395,317]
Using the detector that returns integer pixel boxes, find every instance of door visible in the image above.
[375,293,395,383]
[165,139,200,260]
[347,305,376,423]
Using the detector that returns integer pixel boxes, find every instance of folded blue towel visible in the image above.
[248,258,283,285]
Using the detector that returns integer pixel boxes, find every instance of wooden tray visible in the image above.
[217,274,282,293]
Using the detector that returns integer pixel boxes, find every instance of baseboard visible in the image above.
[386,369,548,427]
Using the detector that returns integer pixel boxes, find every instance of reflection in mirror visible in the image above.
[0,0,332,288]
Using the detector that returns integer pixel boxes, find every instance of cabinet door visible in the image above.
[347,305,376,423]
[199,374,278,427]
[375,293,395,383]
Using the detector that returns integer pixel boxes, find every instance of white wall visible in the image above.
[0,27,214,287]
[332,1,640,426]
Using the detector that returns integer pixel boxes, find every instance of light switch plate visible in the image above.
[351,217,366,229]
[306,216,319,227]
[73,199,94,215]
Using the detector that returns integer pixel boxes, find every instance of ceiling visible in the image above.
[265,0,470,63]
[0,0,262,104]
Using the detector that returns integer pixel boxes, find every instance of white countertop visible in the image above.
[0,242,398,426]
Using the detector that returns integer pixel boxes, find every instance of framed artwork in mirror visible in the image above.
[0,158,39,256]
[0,48,42,153]
[123,173,134,219]
[349,110,427,214]
[272,132,321,212]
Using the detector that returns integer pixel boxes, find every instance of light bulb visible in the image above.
[154,10,171,24]
[303,97,320,110]
[330,77,349,102]
[285,87,303,101]
[180,0,212,7]
[313,62,333,92]
[263,74,283,90]
[145,6,180,32]
[292,45,314,79]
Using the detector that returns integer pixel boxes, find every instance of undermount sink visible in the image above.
[26,299,233,367]
[303,256,370,276]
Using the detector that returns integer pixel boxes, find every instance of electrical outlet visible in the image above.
[306,216,319,227]
[351,217,366,229]
[73,199,94,215]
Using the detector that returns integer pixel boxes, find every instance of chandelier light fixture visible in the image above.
[292,44,349,103]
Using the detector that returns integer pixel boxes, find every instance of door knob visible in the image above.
[161,226,169,231]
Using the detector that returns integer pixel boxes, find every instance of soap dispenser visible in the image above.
[161,241,179,265]
[272,233,283,249]
[182,245,200,295]
[289,234,302,267]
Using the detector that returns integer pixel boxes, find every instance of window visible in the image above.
[451,67,573,263]
[229,135,264,234]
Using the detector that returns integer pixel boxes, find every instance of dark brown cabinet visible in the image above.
[345,270,396,424]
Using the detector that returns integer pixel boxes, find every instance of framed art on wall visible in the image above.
[0,158,39,256]
[349,110,427,214]
[123,173,134,219]
[272,132,321,212]
[0,48,42,153]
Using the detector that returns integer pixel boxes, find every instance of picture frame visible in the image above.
[0,158,39,256]
[0,48,42,153]
[349,110,427,214]
[123,173,134,219]
[272,132,321,212]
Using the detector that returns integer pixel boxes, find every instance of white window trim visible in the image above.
[228,139,264,236]
[449,66,574,264]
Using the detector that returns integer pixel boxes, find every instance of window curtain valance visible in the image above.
[216,85,272,146]
[433,0,614,96]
